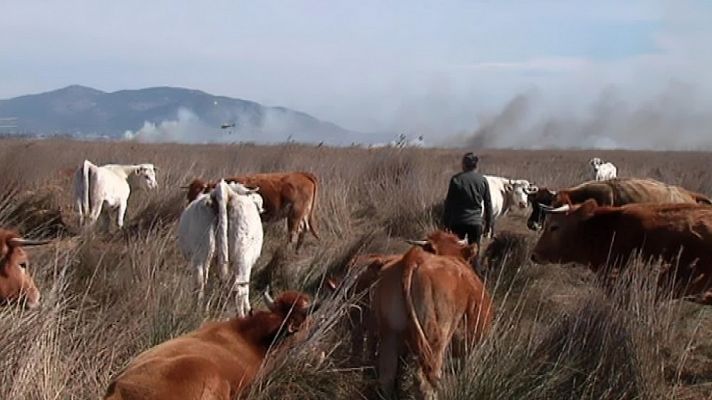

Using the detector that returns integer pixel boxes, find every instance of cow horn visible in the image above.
[8,238,52,247]
[179,185,190,190]
[538,203,554,211]
[543,204,571,214]
[263,286,275,307]
[457,236,468,246]
[405,239,428,247]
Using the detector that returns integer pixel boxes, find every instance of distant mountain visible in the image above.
[0,85,377,144]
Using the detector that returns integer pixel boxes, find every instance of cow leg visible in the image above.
[194,261,207,303]
[348,307,365,366]
[415,340,446,400]
[87,200,103,228]
[116,199,127,230]
[377,332,402,399]
[234,282,250,318]
[287,216,299,245]
[364,309,379,367]
[75,198,85,227]
[289,204,309,252]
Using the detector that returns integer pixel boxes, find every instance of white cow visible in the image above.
[177,180,264,316]
[73,160,158,230]
[589,157,617,181]
[484,176,538,220]
[177,190,218,301]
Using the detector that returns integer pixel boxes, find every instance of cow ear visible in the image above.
[462,243,479,262]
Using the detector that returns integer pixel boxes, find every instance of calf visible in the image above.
[104,290,316,400]
[73,160,158,230]
[589,157,617,181]
[0,229,50,308]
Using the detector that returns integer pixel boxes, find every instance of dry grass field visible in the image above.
[1,137,712,399]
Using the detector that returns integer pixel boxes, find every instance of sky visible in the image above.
[2,1,712,148]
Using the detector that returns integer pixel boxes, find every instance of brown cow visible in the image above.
[527,178,712,231]
[327,231,480,368]
[185,172,319,250]
[0,229,49,308]
[371,231,492,399]
[531,199,712,304]
[104,290,317,400]
[326,253,401,366]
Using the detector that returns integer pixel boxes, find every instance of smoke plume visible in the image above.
[459,82,712,150]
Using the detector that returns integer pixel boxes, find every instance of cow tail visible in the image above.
[214,182,230,276]
[82,160,91,215]
[305,172,320,239]
[401,255,436,386]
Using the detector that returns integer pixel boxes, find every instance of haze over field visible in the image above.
[1,1,712,148]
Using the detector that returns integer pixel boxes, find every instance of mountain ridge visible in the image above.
[0,85,366,144]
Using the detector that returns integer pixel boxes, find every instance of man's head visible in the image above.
[462,152,479,171]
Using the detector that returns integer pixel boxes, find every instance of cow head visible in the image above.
[589,157,604,169]
[0,230,50,309]
[406,230,478,264]
[505,180,538,210]
[133,164,158,190]
[531,199,599,265]
[182,179,213,203]
[263,288,316,334]
[527,188,558,231]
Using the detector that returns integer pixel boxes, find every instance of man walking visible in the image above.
[442,152,493,246]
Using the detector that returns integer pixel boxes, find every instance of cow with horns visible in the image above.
[532,199,712,304]
[0,229,51,309]
[527,178,712,231]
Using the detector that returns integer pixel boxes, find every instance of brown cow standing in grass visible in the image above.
[327,231,481,369]
[527,178,712,231]
[0,229,50,309]
[104,290,316,400]
[531,199,712,304]
[369,231,492,399]
[185,171,319,250]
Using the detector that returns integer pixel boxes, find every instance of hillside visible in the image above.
[0,85,366,144]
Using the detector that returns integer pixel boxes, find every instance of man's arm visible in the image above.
[482,177,494,236]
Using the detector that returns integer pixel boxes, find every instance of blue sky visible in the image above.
[1,1,711,147]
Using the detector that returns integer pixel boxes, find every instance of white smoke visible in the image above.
[124,108,220,144]
[123,106,393,146]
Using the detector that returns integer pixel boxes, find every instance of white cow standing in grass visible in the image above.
[589,157,617,181]
[484,175,538,221]
[177,180,264,316]
[73,160,158,230]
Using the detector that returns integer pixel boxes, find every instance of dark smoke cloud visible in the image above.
[459,81,712,150]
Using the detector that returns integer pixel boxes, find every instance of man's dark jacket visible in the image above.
[443,170,493,229]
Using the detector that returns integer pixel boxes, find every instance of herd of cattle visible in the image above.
[2,156,712,399]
